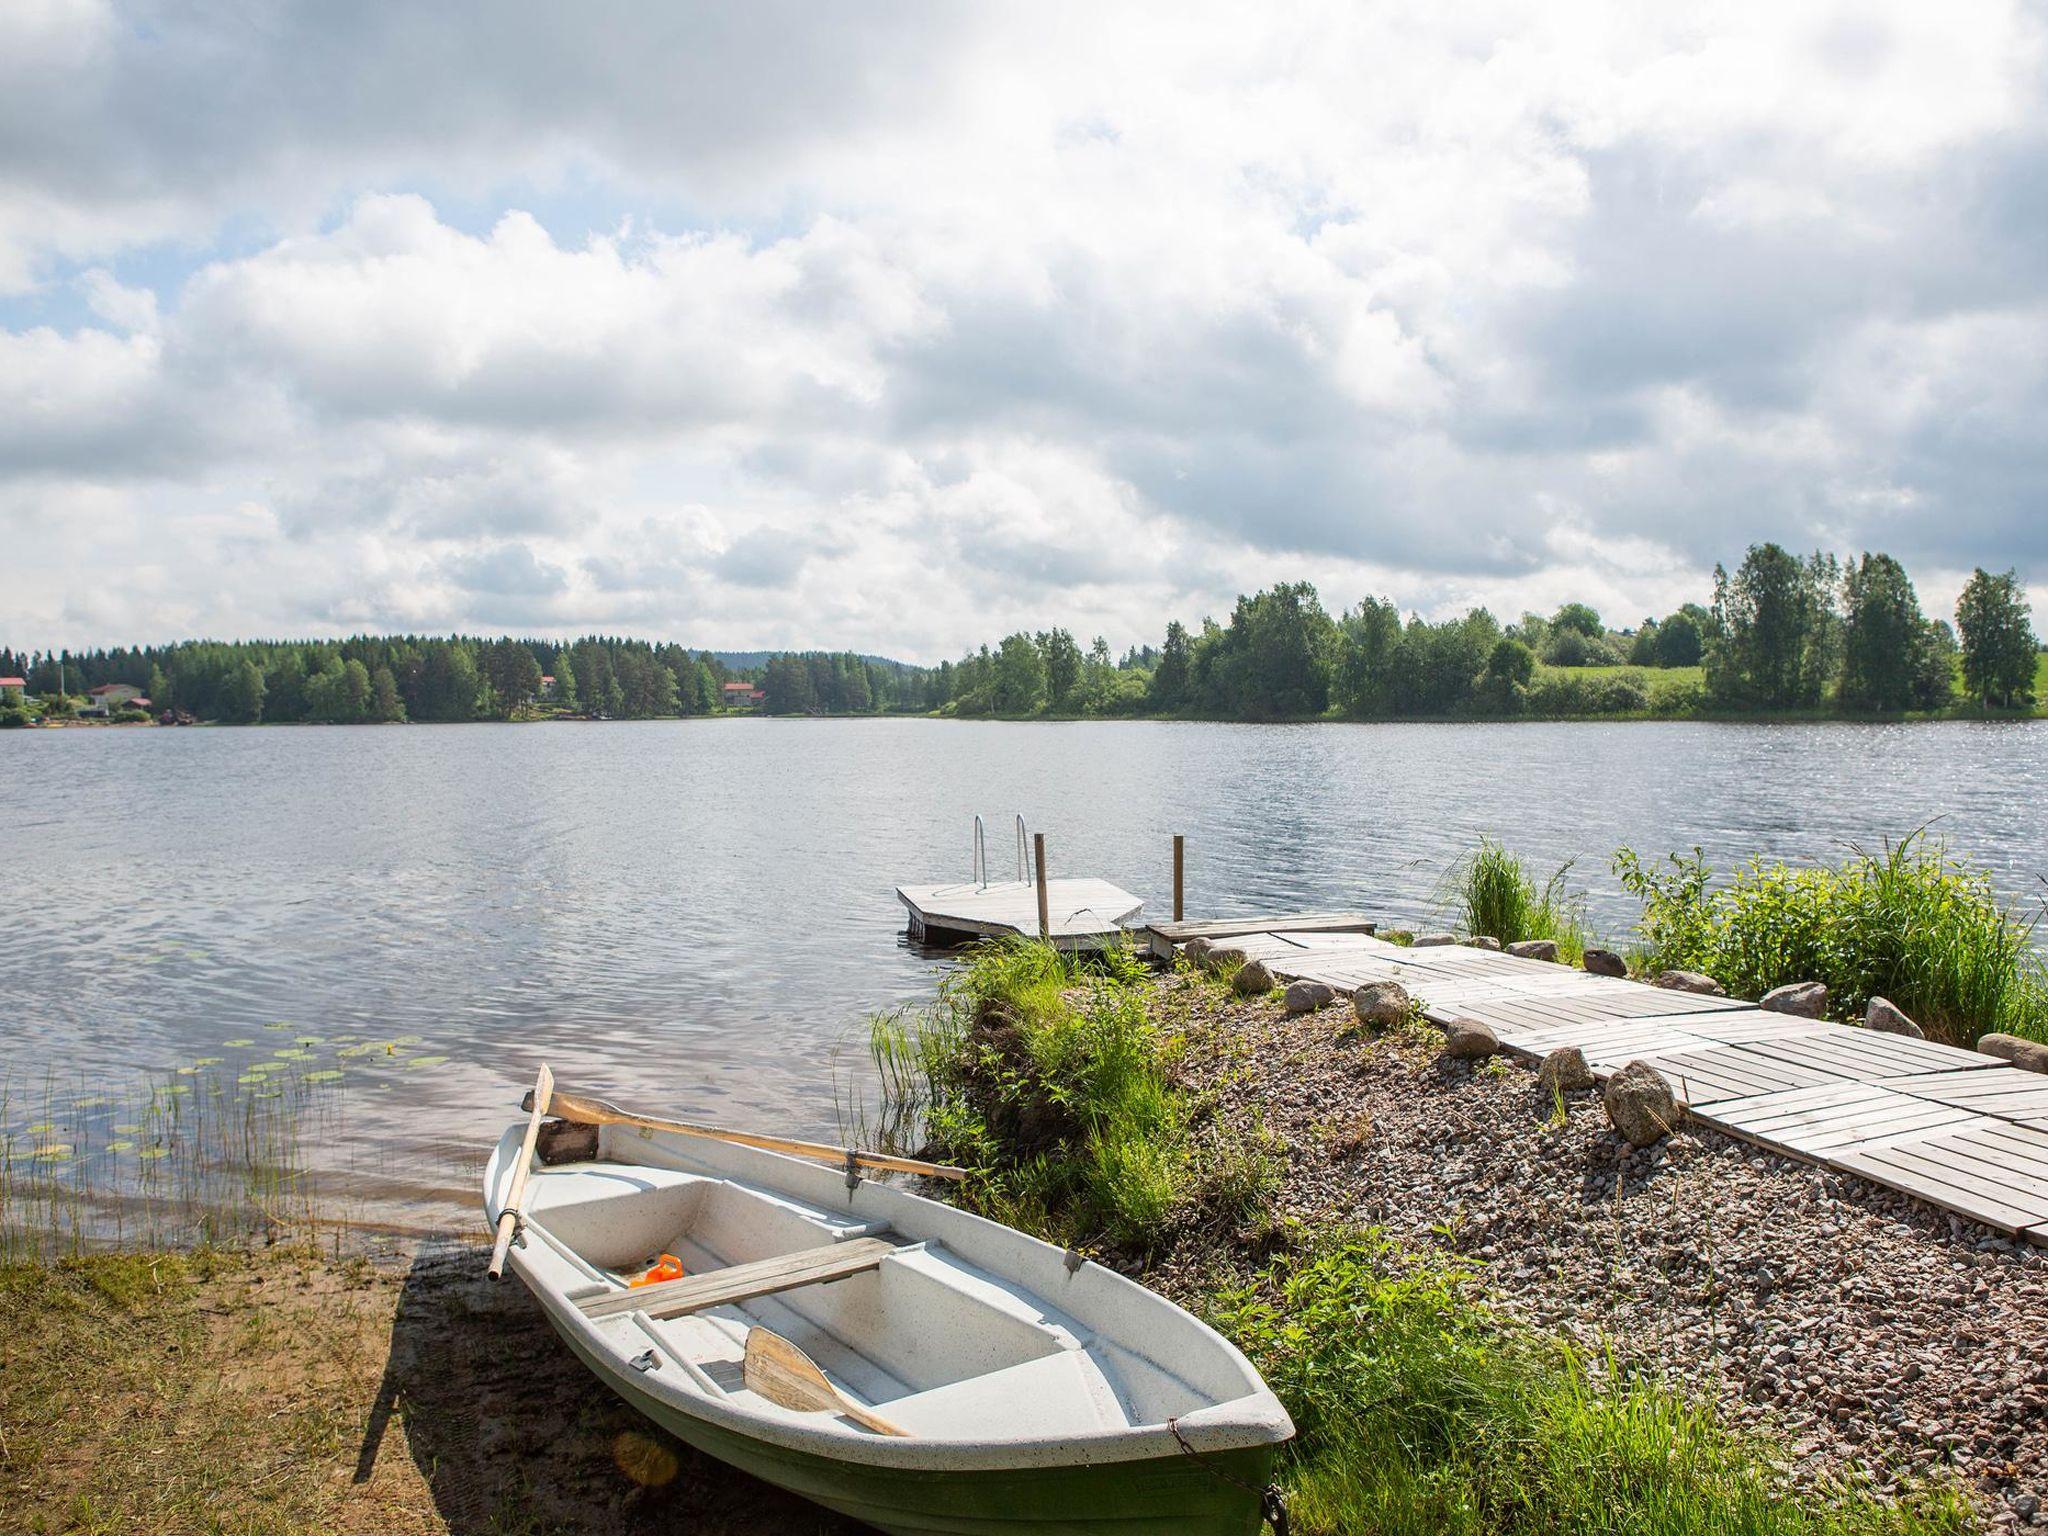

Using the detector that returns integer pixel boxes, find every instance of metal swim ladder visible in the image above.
[971,814,1034,889]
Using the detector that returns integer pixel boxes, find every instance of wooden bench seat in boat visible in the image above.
[580,1236,899,1321]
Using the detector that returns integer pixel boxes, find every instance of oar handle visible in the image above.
[489,1063,555,1279]
[524,1086,968,1182]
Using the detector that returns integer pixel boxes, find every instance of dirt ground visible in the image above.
[0,1237,865,1535]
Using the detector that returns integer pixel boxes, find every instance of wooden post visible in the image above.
[1173,835,1185,922]
[1033,832,1050,940]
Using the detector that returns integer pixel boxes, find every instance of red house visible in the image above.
[721,680,765,708]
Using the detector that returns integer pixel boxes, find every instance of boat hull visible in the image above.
[539,1301,1277,1536]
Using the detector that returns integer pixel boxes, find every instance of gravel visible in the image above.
[1152,975,2048,1529]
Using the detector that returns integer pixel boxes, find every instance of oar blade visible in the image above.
[743,1327,907,1436]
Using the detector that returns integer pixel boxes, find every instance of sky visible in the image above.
[3,1,2045,662]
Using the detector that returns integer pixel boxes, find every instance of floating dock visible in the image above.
[1168,923,2048,1246]
[897,878,1143,951]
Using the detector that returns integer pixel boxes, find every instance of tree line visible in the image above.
[2,548,2036,727]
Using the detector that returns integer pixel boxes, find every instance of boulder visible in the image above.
[1537,1046,1594,1096]
[1467,935,1503,952]
[536,1117,601,1165]
[1440,1017,1500,1060]
[1507,939,1559,962]
[1863,996,1924,1038]
[1604,1060,1684,1148]
[1182,936,1213,965]
[1582,948,1628,978]
[1978,1033,2048,1074]
[1283,979,1336,1015]
[1231,958,1275,996]
[1351,979,1412,1027]
[1761,981,1828,1018]
[1411,932,1459,947]
[1205,945,1249,974]
[1653,969,1726,996]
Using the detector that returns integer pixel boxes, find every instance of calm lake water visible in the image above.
[4,718,2046,1228]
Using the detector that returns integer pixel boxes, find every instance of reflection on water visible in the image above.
[3,717,2045,1229]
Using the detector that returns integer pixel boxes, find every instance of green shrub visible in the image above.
[1211,1229,1968,1536]
[1615,832,2046,1044]
[1445,839,1588,960]
[868,938,1273,1255]
[1525,669,1652,717]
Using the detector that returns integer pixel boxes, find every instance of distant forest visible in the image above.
[3,544,2039,727]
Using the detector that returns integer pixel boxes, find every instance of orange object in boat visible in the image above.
[631,1254,685,1287]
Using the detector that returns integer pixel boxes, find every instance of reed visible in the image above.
[1444,838,1590,961]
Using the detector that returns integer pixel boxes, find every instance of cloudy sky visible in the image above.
[4,1,2045,660]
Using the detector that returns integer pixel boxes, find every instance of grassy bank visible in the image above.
[0,1241,850,1536]
[872,939,1970,1536]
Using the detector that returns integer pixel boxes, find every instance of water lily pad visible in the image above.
[390,1034,423,1046]
[221,1038,256,1048]
[30,1143,73,1161]
[264,1021,291,1030]
[137,1146,170,1160]
[303,1069,342,1083]
[72,1095,112,1109]
[254,1090,281,1101]
[176,1065,199,1076]
[112,1122,143,1134]
[162,1083,190,1096]
[236,1073,267,1086]
[274,1049,316,1062]
[293,1035,323,1046]
[193,1056,223,1066]
[24,1120,57,1135]
[405,1055,449,1070]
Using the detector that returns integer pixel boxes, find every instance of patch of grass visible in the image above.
[867,938,1275,1258]
[1615,830,2048,1044]
[1443,838,1589,961]
[1209,1229,1970,1536]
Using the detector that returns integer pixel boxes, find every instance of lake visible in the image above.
[4,717,2046,1229]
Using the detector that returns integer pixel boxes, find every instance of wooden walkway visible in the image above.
[1177,927,2048,1245]
[897,878,1143,951]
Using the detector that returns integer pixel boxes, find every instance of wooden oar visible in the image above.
[488,1063,554,1280]
[522,1085,968,1182]
[744,1326,907,1437]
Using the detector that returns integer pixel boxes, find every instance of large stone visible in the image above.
[1204,945,1249,974]
[1978,1033,2048,1074]
[1536,1045,1594,1095]
[1653,969,1726,996]
[1506,939,1559,962]
[1762,981,1828,1018]
[1352,980,1412,1027]
[1440,1017,1500,1060]
[1466,935,1503,952]
[1411,932,1459,947]
[1181,936,1213,965]
[1863,996,1924,1038]
[1232,958,1276,996]
[1582,948,1628,978]
[1604,1060,1685,1148]
[1283,979,1336,1015]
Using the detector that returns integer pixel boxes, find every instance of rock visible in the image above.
[1182,936,1213,965]
[1604,1060,1684,1148]
[1654,969,1726,995]
[1232,958,1275,996]
[1863,997,1924,1038]
[1978,1033,2048,1074]
[1506,939,1558,962]
[1762,981,1828,1018]
[1283,979,1335,1014]
[1537,1046,1594,1095]
[1582,948,1628,978]
[1351,979,1412,1027]
[1441,1017,1500,1060]
[1205,945,1249,974]
[536,1117,600,1165]
[1467,935,1503,951]
[1411,932,1458,947]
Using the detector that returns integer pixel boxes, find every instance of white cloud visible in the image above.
[3,0,2046,654]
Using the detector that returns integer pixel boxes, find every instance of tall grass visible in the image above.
[1615,830,2048,1044]
[1445,838,1589,960]
[1211,1229,1968,1536]
[865,937,1273,1256]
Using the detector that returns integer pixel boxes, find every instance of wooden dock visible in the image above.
[1166,925,2048,1245]
[897,878,1143,951]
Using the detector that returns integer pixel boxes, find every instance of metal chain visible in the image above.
[1166,1417,1290,1536]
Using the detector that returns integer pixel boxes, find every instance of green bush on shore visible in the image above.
[1211,1229,1969,1536]
[1615,831,2047,1044]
